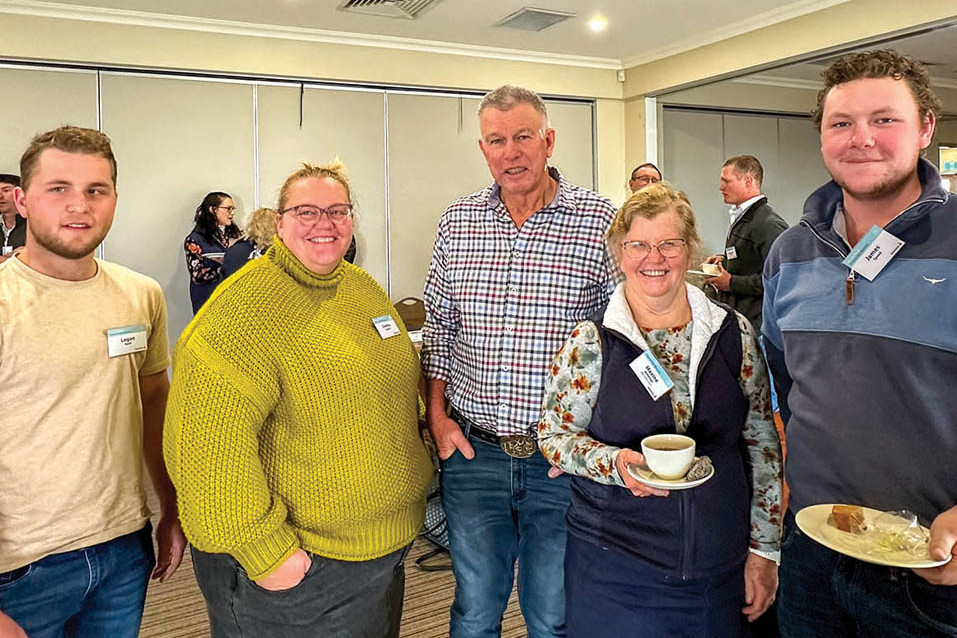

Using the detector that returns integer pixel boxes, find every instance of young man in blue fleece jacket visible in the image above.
[762,49,957,637]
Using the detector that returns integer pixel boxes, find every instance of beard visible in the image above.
[29,225,109,260]
[830,167,915,203]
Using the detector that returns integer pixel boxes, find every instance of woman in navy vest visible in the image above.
[538,183,782,637]
[184,191,240,314]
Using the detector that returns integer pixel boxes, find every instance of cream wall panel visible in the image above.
[595,99,627,206]
[257,85,387,286]
[778,118,831,222]
[0,67,97,174]
[387,94,489,301]
[661,109,725,259]
[546,102,594,192]
[100,74,255,344]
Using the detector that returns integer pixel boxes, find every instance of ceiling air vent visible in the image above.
[494,7,576,32]
[337,0,444,20]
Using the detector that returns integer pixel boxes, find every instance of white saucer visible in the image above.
[795,504,951,569]
[686,270,711,277]
[626,459,715,490]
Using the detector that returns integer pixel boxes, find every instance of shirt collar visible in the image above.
[728,194,765,224]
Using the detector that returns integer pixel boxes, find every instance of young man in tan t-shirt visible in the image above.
[0,126,184,638]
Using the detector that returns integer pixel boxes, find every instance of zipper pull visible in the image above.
[845,270,855,305]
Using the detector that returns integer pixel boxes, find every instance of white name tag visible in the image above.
[372,315,400,339]
[629,350,675,401]
[842,225,904,281]
[107,324,148,358]
[725,246,738,260]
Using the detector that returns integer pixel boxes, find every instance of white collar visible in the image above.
[602,282,729,409]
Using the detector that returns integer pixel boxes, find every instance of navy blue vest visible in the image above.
[567,308,751,580]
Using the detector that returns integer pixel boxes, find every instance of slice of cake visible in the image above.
[828,504,866,534]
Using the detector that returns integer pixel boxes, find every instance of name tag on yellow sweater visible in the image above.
[373,315,400,339]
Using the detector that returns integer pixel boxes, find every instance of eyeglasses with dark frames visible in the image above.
[281,203,354,225]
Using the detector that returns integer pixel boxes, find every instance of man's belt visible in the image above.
[449,408,537,459]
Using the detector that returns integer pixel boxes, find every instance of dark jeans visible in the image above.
[191,544,410,638]
[565,534,749,638]
[0,524,154,638]
[441,437,571,638]
[779,510,957,637]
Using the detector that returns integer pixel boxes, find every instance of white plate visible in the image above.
[686,270,712,277]
[626,458,715,490]
[795,504,951,569]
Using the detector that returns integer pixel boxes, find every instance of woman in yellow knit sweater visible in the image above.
[164,161,434,638]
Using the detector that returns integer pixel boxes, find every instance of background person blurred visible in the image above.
[705,155,788,332]
[221,206,276,278]
[539,182,782,637]
[164,160,434,638]
[629,162,662,193]
[183,191,239,313]
[0,174,26,263]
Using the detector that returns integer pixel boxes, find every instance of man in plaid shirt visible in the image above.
[421,85,619,637]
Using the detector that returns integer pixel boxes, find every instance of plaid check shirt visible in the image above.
[421,168,620,436]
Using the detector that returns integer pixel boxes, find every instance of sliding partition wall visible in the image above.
[0,64,595,341]
[660,107,830,257]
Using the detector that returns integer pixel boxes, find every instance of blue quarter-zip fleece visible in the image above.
[762,158,957,526]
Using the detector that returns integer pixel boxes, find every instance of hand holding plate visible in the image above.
[913,505,957,585]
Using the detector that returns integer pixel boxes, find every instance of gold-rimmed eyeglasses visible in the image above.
[621,238,686,260]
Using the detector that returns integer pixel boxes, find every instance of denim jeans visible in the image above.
[564,535,749,638]
[441,436,571,638]
[779,510,957,637]
[0,524,154,638]
[191,543,410,638]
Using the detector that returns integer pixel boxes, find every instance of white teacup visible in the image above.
[700,262,721,276]
[640,434,696,480]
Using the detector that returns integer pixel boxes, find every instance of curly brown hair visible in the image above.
[811,50,942,131]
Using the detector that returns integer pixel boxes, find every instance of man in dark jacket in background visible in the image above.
[706,155,788,331]
[0,174,26,263]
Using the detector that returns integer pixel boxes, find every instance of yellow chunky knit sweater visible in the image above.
[164,238,433,579]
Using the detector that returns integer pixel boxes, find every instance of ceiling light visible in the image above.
[587,15,608,32]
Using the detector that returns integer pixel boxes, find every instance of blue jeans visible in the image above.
[779,511,957,637]
[441,436,571,638]
[0,524,154,638]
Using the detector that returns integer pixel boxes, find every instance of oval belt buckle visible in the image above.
[499,435,536,459]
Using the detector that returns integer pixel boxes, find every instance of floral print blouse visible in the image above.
[184,227,228,285]
[537,286,783,552]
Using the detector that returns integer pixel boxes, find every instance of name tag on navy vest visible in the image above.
[725,246,738,260]
[629,350,674,401]
[373,315,400,339]
[842,225,904,281]
[107,324,148,358]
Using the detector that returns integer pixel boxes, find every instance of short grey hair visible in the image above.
[477,85,549,125]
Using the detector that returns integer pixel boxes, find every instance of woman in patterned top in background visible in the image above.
[538,182,782,637]
[184,191,240,313]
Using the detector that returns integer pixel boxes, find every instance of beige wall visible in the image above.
[661,81,819,115]
[0,13,622,100]
[623,0,956,98]
[621,0,957,168]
